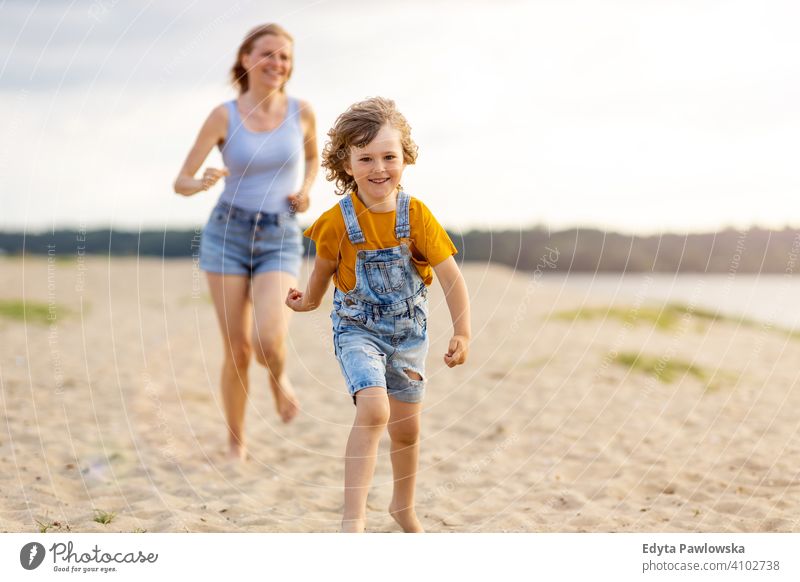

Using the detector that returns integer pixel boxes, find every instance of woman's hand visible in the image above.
[287,191,310,213]
[201,167,229,191]
[286,287,312,312]
[174,105,228,196]
[444,334,469,367]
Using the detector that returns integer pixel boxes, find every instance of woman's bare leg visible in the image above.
[251,271,299,423]
[207,273,252,460]
[342,387,390,532]
[387,397,424,532]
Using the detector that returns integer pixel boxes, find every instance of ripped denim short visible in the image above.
[331,287,428,404]
[199,200,302,277]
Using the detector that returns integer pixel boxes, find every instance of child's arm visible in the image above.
[433,256,471,367]
[286,255,338,312]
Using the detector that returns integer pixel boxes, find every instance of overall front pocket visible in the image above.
[364,259,405,295]
[335,305,369,326]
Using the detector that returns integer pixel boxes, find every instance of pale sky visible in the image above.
[1,0,798,233]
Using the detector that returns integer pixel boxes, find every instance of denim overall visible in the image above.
[331,191,429,403]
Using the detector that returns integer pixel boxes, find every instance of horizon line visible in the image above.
[2,223,800,238]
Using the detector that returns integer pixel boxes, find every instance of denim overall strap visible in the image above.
[395,191,411,239]
[339,194,365,244]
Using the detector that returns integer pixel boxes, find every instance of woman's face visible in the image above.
[241,34,293,91]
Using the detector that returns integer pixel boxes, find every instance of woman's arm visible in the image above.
[288,101,318,212]
[173,105,229,196]
[433,256,471,367]
[286,254,337,312]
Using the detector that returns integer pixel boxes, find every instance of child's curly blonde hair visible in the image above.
[321,97,418,196]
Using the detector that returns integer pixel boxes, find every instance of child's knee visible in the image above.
[388,417,420,445]
[355,388,390,427]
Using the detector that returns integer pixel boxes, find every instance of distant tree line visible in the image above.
[1,226,798,273]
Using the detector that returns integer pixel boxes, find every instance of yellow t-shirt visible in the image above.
[304,192,457,292]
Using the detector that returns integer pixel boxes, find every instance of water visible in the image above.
[551,274,800,331]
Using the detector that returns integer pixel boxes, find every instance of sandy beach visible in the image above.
[1,256,798,533]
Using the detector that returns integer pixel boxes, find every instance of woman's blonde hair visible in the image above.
[321,97,418,196]
[230,24,293,94]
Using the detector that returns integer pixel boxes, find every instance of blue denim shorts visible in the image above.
[331,288,428,404]
[199,201,303,277]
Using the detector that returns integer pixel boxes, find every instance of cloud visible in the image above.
[2,0,800,231]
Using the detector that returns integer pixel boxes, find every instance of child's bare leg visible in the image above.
[387,397,424,532]
[342,387,390,532]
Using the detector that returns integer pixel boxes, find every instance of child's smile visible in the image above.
[346,124,405,212]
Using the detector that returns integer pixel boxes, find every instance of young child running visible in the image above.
[285,97,471,532]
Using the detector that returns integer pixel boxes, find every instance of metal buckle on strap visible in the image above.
[406,297,415,317]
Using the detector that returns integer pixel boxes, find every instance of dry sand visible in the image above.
[1,256,799,532]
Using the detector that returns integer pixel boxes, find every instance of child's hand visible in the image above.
[287,191,310,213]
[285,287,311,312]
[444,335,469,367]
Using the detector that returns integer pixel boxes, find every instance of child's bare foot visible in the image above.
[389,502,424,533]
[270,374,299,423]
[340,518,366,533]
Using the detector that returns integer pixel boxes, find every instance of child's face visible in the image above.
[346,123,405,207]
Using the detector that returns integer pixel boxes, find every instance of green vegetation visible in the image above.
[613,351,732,392]
[0,300,58,324]
[555,302,758,331]
[92,510,116,525]
[34,518,70,533]
[614,352,709,383]
[556,302,800,341]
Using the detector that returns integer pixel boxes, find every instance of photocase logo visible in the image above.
[20,542,46,570]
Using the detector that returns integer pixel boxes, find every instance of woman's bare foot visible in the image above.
[270,373,299,423]
[227,440,247,461]
[340,518,366,533]
[389,502,424,533]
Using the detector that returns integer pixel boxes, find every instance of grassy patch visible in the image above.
[613,351,732,391]
[0,299,73,324]
[53,255,76,264]
[92,509,116,525]
[34,518,70,533]
[0,300,55,324]
[615,351,709,383]
[555,302,760,332]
